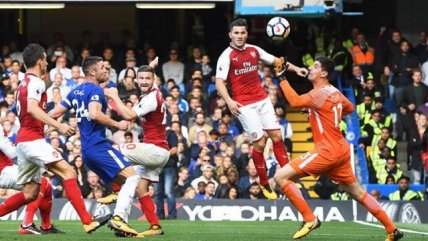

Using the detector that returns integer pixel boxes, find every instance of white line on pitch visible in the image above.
[354,220,428,235]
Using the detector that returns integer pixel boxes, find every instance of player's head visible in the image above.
[82,56,105,84]
[137,65,155,94]
[23,43,47,75]
[308,57,335,83]
[229,18,248,49]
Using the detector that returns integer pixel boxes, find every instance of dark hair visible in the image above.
[23,43,46,69]
[137,65,155,76]
[11,60,20,65]
[315,56,335,80]
[124,131,133,138]
[82,56,103,76]
[171,85,180,91]
[229,18,248,31]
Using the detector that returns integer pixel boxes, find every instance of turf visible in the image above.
[0,220,426,240]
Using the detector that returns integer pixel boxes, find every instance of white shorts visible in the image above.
[16,139,63,184]
[119,143,170,182]
[237,97,281,142]
[0,165,22,190]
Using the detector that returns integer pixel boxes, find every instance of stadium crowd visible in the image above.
[0,23,427,211]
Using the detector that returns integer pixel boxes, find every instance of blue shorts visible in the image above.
[82,142,131,183]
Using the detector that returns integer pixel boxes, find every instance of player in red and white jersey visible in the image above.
[0,43,110,234]
[101,58,170,237]
[216,18,308,200]
[0,125,63,234]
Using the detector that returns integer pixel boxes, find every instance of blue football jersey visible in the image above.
[61,82,108,150]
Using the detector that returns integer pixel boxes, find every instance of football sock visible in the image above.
[139,194,159,226]
[281,180,315,222]
[359,192,396,233]
[63,179,92,225]
[252,149,268,186]
[272,140,289,167]
[39,177,53,229]
[22,178,50,226]
[114,175,141,222]
[0,192,28,216]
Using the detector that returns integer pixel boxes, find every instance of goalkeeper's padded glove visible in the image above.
[274,56,289,77]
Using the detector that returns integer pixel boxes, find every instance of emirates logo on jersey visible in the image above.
[234,61,257,75]
[250,51,256,58]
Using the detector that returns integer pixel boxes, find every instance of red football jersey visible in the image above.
[133,88,169,150]
[216,43,275,105]
[15,73,47,143]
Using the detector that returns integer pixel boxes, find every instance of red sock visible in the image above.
[281,180,315,222]
[39,177,53,229]
[252,149,268,186]
[139,195,159,226]
[112,183,121,192]
[63,179,92,225]
[0,192,29,216]
[273,140,289,167]
[359,192,396,233]
[23,178,49,226]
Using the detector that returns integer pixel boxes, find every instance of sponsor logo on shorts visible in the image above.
[52,151,59,158]
[252,132,258,139]
[126,144,136,150]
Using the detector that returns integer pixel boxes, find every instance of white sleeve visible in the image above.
[132,92,158,117]
[215,50,231,80]
[27,77,46,101]
[253,45,275,65]
[0,126,16,159]
[285,122,293,139]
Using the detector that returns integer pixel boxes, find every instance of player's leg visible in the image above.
[1,148,41,217]
[336,166,402,240]
[274,151,322,239]
[37,177,64,234]
[47,160,96,226]
[262,98,289,167]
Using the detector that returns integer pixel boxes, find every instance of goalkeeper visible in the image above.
[215,18,308,200]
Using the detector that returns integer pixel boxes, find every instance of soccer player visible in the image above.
[102,57,170,237]
[274,56,403,241]
[216,18,308,200]
[0,43,109,234]
[49,56,147,237]
[0,125,63,234]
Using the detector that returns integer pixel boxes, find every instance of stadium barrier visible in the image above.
[0,199,426,224]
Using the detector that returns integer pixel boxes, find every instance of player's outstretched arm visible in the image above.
[279,80,311,108]
[273,57,308,77]
[49,104,68,119]
[342,96,355,116]
[28,99,74,136]
[88,101,129,130]
[215,78,242,115]
[104,87,138,120]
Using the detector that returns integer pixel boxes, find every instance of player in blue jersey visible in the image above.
[49,56,144,237]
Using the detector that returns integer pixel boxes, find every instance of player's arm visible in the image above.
[49,104,69,119]
[342,96,355,116]
[215,52,242,115]
[88,101,129,130]
[255,45,308,77]
[279,80,311,108]
[105,88,138,120]
[0,126,15,159]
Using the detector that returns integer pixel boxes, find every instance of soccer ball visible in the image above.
[266,17,290,41]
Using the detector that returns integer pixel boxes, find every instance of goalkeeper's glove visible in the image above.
[274,56,289,77]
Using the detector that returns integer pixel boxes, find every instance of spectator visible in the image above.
[191,164,218,190]
[182,187,197,199]
[81,171,102,199]
[389,176,423,200]
[47,73,70,102]
[351,33,374,74]
[10,60,24,81]
[163,48,185,85]
[187,112,212,146]
[408,112,428,184]
[155,129,179,219]
[196,181,216,200]
[49,56,71,82]
[370,189,387,201]
[174,167,190,198]
[227,186,240,200]
[238,159,259,192]
[376,157,403,184]
[118,57,138,83]
[170,86,188,113]
[414,31,428,63]
[401,69,428,114]
[243,182,263,200]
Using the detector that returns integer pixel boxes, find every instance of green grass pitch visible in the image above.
[0,220,426,240]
